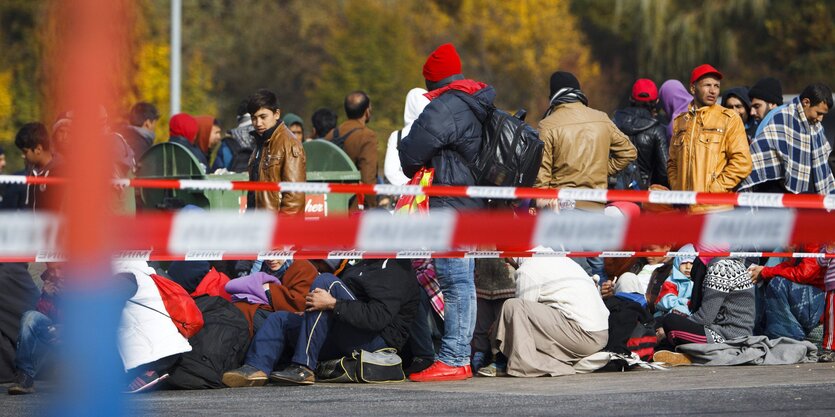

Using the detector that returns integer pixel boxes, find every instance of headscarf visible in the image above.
[194,115,215,155]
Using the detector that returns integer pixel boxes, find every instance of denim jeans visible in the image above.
[245,311,303,374]
[434,258,476,367]
[15,310,56,378]
[764,276,825,340]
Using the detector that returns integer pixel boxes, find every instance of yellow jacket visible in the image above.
[667,103,752,213]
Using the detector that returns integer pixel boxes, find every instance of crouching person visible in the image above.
[223,259,420,386]
[484,253,609,377]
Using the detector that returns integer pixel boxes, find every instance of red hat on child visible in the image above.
[422,43,463,83]
[169,113,198,143]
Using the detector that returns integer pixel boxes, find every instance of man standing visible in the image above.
[612,78,668,189]
[118,102,159,159]
[667,64,752,213]
[739,83,834,194]
[400,43,494,381]
[246,89,306,214]
[721,87,754,139]
[748,77,784,136]
[325,91,377,209]
[14,123,64,211]
[536,71,637,205]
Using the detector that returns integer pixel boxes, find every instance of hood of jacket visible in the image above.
[612,106,660,134]
[425,80,495,122]
[404,88,430,126]
[659,80,693,137]
[721,87,751,113]
[194,115,215,155]
[229,124,255,151]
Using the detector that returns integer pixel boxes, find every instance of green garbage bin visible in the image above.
[136,141,247,210]
[303,140,361,215]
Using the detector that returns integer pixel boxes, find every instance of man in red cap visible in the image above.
[667,64,751,213]
[399,43,495,382]
[612,78,669,189]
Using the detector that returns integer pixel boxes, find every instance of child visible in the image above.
[655,244,696,317]
[819,243,835,362]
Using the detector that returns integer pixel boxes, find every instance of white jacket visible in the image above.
[116,261,192,371]
[515,253,610,332]
[384,88,430,185]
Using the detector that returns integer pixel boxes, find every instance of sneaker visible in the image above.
[126,371,169,394]
[818,349,835,363]
[269,364,315,385]
[404,357,434,376]
[7,373,35,395]
[222,364,268,388]
[477,362,508,377]
[409,360,471,382]
[652,350,693,367]
[471,351,488,373]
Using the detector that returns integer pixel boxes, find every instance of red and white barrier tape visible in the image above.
[1,209,833,261]
[2,175,834,210]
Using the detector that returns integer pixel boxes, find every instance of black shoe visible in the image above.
[269,364,315,385]
[404,357,434,376]
[8,373,35,395]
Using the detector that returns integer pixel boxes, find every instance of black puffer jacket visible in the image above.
[333,259,420,350]
[399,84,496,210]
[612,106,669,188]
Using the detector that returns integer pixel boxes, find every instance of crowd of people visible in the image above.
[1,42,833,395]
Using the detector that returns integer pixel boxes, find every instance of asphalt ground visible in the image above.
[3,363,835,416]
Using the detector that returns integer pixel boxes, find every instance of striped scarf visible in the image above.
[543,87,589,118]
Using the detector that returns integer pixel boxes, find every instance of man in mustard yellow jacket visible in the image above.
[667,64,752,214]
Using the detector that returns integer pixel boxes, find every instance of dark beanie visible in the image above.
[549,71,581,98]
[748,77,783,105]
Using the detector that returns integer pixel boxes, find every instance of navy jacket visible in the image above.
[399,84,496,210]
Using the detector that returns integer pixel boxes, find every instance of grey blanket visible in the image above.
[677,335,818,366]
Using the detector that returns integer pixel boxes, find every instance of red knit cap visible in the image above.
[422,43,462,83]
[169,113,198,143]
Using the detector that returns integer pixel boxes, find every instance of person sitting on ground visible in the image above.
[655,244,697,317]
[471,258,517,373]
[654,258,755,365]
[167,113,207,169]
[600,244,674,308]
[226,259,318,336]
[116,261,193,393]
[818,242,835,362]
[222,259,420,387]
[7,264,64,395]
[748,243,825,341]
[481,252,609,377]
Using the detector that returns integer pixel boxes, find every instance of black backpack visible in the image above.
[220,137,254,174]
[164,296,250,389]
[452,91,544,187]
[608,160,645,190]
[330,127,361,150]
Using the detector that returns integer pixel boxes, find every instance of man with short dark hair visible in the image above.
[311,108,337,139]
[14,123,64,211]
[667,64,752,213]
[119,102,160,158]
[324,91,377,209]
[740,83,834,194]
[246,89,306,214]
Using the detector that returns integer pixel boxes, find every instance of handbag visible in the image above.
[316,348,405,383]
[394,167,434,214]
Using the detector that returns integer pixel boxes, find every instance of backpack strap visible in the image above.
[331,127,361,149]
[397,130,403,148]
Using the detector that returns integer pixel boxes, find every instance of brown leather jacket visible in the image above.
[535,102,637,209]
[667,103,752,214]
[250,122,306,214]
[325,119,378,208]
